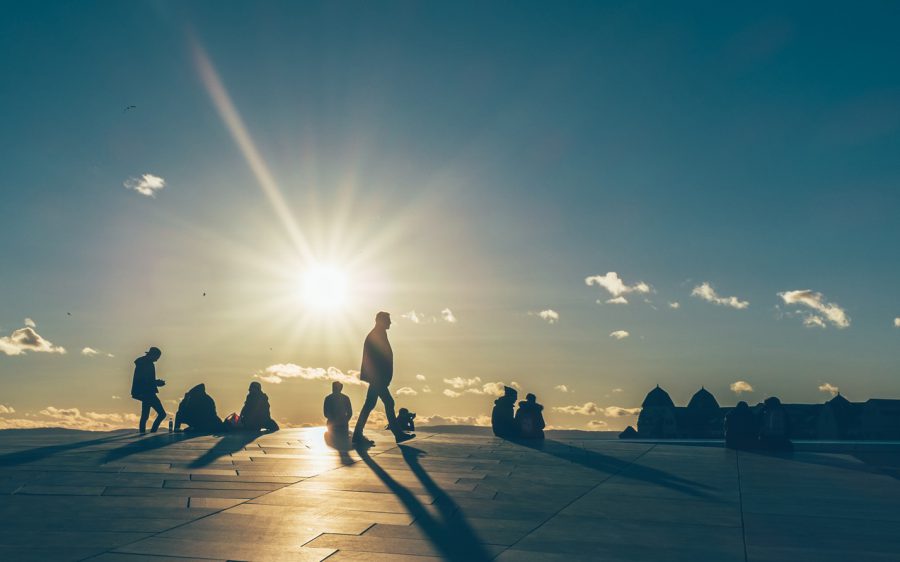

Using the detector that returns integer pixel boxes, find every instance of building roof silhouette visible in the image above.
[687,387,720,412]
[642,385,675,409]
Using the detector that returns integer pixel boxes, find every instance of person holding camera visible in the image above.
[131,346,167,434]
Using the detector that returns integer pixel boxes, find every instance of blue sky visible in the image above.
[2,2,899,431]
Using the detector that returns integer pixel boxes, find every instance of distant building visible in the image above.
[629,386,900,440]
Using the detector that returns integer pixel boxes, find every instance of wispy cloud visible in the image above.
[254,364,361,385]
[422,385,432,393]
[587,420,609,429]
[553,402,600,415]
[778,290,849,328]
[396,387,417,396]
[0,324,66,356]
[81,347,113,358]
[0,405,14,414]
[691,282,749,309]
[603,406,641,417]
[612,388,623,393]
[418,414,491,427]
[730,380,754,394]
[554,384,569,393]
[443,376,482,389]
[530,309,560,324]
[668,302,680,309]
[24,317,35,328]
[0,406,138,431]
[585,272,651,303]
[441,308,457,323]
[415,374,426,381]
[123,173,166,197]
[894,317,900,328]
[443,389,462,398]
[401,310,426,324]
[818,382,840,396]
[609,330,630,340]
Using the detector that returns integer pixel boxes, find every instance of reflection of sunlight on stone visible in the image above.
[304,425,330,454]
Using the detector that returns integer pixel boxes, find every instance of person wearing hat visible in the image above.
[131,346,167,434]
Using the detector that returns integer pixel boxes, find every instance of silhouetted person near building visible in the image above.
[174,384,223,433]
[759,396,793,452]
[324,381,353,435]
[724,401,757,450]
[515,393,546,439]
[492,386,518,438]
[240,381,279,432]
[131,347,166,434]
[395,408,416,432]
[352,312,415,446]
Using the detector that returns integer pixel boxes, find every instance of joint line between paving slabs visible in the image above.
[494,443,658,559]
[736,450,749,562]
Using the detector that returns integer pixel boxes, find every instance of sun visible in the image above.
[301,265,349,310]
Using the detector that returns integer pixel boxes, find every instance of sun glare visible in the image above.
[301,265,349,310]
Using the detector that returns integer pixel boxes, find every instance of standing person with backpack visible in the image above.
[131,346,166,434]
[759,396,792,452]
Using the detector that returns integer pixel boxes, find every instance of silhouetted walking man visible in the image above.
[352,312,414,445]
[131,347,166,434]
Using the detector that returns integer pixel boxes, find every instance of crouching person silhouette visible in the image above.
[515,393,546,439]
[131,346,166,434]
[240,382,279,432]
[174,384,223,433]
[352,311,415,446]
[324,381,353,435]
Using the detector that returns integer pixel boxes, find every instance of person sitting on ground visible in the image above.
[515,393,546,439]
[324,381,353,434]
[491,386,518,438]
[724,401,757,450]
[759,396,792,452]
[240,381,279,432]
[395,408,416,432]
[174,384,223,433]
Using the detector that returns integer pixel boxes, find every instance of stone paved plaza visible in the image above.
[1,427,899,561]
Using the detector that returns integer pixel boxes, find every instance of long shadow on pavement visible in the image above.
[102,432,200,465]
[0,431,133,466]
[188,431,261,468]
[358,445,493,562]
[509,438,716,499]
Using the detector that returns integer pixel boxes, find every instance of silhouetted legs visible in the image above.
[139,396,166,433]
[353,384,398,439]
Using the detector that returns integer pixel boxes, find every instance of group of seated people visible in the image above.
[322,381,416,436]
[491,386,546,439]
[724,396,793,451]
[174,381,280,433]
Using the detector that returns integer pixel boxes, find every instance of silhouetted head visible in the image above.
[145,347,161,361]
[735,401,749,411]
[375,311,391,329]
[503,386,518,399]
[399,407,409,416]
[526,393,536,403]
[332,381,343,394]
[249,381,262,393]
[189,383,205,395]
[764,396,782,408]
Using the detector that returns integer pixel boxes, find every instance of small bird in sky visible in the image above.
[123,105,136,112]
[202,292,206,297]
[66,312,71,316]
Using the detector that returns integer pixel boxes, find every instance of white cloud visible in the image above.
[553,402,600,415]
[441,308,457,323]
[396,387,417,396]
[417,414,491,427]
[123,173,166,197]
[554,384,569,393]
[464,381,513,397]
[668,302,680,309]
[111,395,121,400]
[587,420,609,429]
[603,406,641,417]
[0,406,139,431]
[893,317,899,328]
[585,272,651,300]
[778,289,849,329]
[606,296,629,305]
[81,347,100,356]
[24,317,35,328]
[609,330,630,340]
[730,380,754,394]
[819,382,840,397]
[0,325,66,356]
[443,389,462,398]
[691,282,749,310]
[612,388,623,393]
[253,363,361,385]
[530,309,560,324]
[422,385,432,393]
[415,374,426,381]
[443,376,482,389]
[401,310,426,324]
[0,405,15,414]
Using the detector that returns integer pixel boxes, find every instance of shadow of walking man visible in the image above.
[357,445,493,561]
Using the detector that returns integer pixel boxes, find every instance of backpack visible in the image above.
[224,413,242,429]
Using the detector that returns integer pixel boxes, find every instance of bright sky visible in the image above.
[2,2,900,432]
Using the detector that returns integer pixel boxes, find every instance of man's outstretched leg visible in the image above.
[352,385,379,446]
[378,386,414,443]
